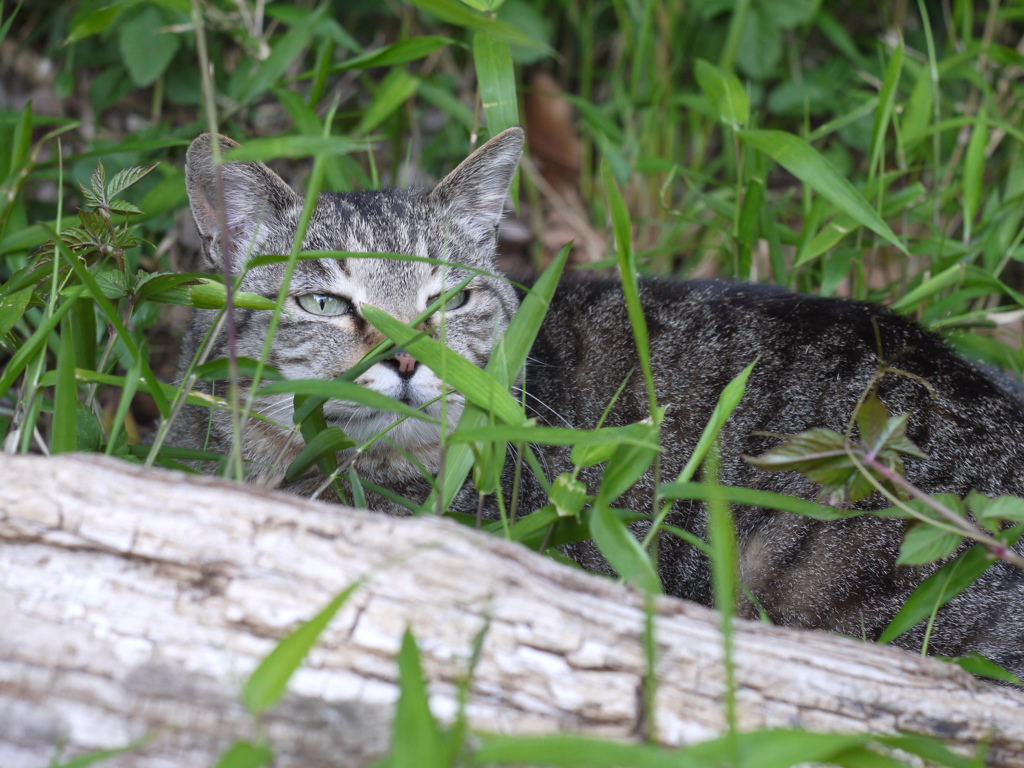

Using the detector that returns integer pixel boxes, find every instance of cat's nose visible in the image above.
[383,349,419,380]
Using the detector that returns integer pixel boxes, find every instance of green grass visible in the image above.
[5,0,1024,765]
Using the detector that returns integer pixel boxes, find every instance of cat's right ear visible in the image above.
[185,133,300,272]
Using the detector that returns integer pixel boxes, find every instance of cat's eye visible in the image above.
[297,293,353,317]
[432,289,469,312]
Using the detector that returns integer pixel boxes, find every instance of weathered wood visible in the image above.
[1,453,1022,767]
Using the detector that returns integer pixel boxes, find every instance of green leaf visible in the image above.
[41,367,230,414]
[962,110,988,242]
[746,408,924,505]
[285,427,356,483]
[856,392,889,448]
[694,59,749,129]
[745,427,850,475]
[866,411,928,462]
[470,437,505,495]
[51,313,79,455]
[590,502,662,594]
[605,163,657,419]
[490,244,568,390]
[0,287,31,339]
[938,652,1024,686]
[676,361,755,486]
[968,492,1024,524]
[879,524,1024,643]
[0,294,77,403]
[549,473,587,517]
[736,178,763,280]
[873,734,974,768]
[194,357,283,382]
[659,482,858,522]
[211,742,273,768]
[427,244,569,515]
[234,5,326,104]
[46,736,155,768]
[868,39,903,179]
[361,305,524,426]
[259,378,436,425]
[473,32,518,133]
[472,732,713,768]
[105,352,141,457]
[106,163,158,198]
[242,580,363,713]
[325,36,453,74]
[450,423,652,450]
[760,0,818,28]
[901,70,934,149]
[66,4,124,44]
[356,68,420,135]
[406,0,552,54]
[393,630,446,768]
[92,270,131,300]
[46,228,172,418]
[596,420,660,505]
[897,523,962,565]
[738,129,908,254]
[106,199,142,215]
[736,6,781,80]
[685,729,873,768]
[153,278,276,310]
[891,264,964,313]
[118,7,180,87]
[224,135,364,163]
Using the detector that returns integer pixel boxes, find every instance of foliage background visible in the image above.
[2,0,1024,764]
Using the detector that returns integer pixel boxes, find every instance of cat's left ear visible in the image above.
[429,127,524,243]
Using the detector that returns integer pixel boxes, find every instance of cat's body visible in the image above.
[172,128,1024,678]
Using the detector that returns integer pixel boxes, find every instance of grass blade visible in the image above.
[44,227,171,419]
[878,524,1024,644]
[392,629,447,768]
[962,110,988,243]
[50,312,78,454]
[694,58,749,130]
[241,579,364,713]
[260,378,437,425]
[604,163,658,420]
[473,32,518,132]
[426,243,569,514]
[471,733,713,767]
[355,68,420,135]
[211,742,273,768]
[738,129,908,254]
[361,307,524,425]
[590,501,662,594]
[285,426,355,483]
[233,5,326,104]
[868,39,904,180]
[659,482,856,521]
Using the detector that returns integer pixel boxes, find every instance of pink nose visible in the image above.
[392,350,417,375]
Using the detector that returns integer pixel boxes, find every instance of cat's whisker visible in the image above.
[510,385,573,428]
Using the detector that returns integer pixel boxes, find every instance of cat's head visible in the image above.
[184,128,524,474]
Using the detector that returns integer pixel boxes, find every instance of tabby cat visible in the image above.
[171,128,1024,679]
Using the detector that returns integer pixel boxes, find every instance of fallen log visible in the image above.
[1,453,1022,767]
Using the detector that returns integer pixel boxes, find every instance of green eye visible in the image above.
[297,293,352,316]
[433,289,469,312]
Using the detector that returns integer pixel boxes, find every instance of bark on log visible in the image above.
[1,454,1022,768]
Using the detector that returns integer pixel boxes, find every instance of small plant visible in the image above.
[35,161,157,269]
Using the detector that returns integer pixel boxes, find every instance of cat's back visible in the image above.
[525,275,1024,497]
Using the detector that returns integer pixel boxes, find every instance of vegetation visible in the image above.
[3,0,1024,764]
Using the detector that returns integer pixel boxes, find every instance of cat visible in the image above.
[171,127,1024,680]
